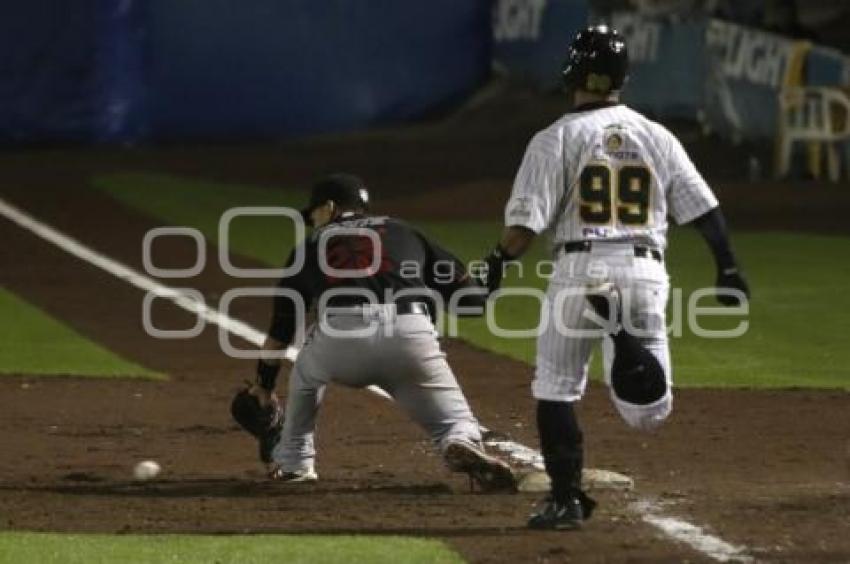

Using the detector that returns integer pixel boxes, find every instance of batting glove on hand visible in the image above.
[715,267,750,306]
[473,246,511,295]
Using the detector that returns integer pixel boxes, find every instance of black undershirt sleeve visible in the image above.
[689,206,738,272]
[268,246,315,344]
[418,232,487,314]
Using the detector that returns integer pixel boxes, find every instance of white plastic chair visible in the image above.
[775,87,850,181]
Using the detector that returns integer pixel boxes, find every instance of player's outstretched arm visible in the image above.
[231,244,312,465]
[229,335,286,465]
[476,226,537,294]
[690,207,750,306]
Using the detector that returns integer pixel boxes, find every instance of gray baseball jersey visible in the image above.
[504,103,718,250]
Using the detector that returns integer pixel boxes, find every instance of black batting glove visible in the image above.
[715,266,750,306]
[473,245,511,295]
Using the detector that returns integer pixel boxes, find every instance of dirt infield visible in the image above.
[1,91,849,561]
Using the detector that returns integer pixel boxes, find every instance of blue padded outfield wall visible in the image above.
[146,0,491,139]
[0,1,102,142]
[0,0,491,142]
[6,1,846,144]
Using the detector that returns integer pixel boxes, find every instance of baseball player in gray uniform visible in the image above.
[231,174,516,492]
[477,26,750,529]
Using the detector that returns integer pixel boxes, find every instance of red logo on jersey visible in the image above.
[323,229,394,283]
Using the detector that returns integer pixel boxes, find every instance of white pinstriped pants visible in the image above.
[532,243,673,431]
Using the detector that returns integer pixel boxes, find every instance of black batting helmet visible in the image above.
[561,25,628,94]
[301,173,370,225]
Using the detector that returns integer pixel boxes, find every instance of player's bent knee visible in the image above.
[531,373,587,403]
[611,391,672,432]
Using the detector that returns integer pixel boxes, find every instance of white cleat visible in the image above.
[269,467,318,483]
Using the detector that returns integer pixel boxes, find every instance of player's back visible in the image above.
[521,102,713,250]
[306,215,428,298]
[557,104,672,178]
[302,215,478,309]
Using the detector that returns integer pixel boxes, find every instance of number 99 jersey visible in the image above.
[504,102,718,250]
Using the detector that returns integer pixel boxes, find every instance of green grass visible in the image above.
[0,532,462,564]
[94,172,850,389]
[93,173,306,267]
[0,287,161,379]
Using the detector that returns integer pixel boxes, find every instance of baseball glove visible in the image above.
[230,384,284,464]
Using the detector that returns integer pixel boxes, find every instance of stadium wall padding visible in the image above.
[492,0,589,90]
[604,15,849,141]
[0,1,99,142]
[0,0,492,143]
[495,7,850,141]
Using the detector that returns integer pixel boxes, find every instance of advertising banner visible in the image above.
[703,19,810,139]
[611,14,845,140]
[492,0,589,90]
[612,12,706,120]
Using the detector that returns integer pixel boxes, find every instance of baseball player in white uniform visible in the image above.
[477,25,750,529]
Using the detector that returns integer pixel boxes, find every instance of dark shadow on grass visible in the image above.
[0,478,456,498]
[195,527,528,538]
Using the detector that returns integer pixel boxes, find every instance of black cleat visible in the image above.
[527,492,597,530]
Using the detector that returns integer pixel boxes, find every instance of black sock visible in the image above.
[536,400,583,503]
[610,331,667,404]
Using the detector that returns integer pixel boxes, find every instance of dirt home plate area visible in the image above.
[1,102,849,562]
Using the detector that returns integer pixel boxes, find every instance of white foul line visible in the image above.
[633,501,753,563]
[0,196,752,562]
[0,197,276,357]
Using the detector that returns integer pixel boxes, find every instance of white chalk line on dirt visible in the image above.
[633,501,753,563]
[0,196,752,562]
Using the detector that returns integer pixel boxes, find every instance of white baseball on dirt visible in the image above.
[133,460,161,481]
